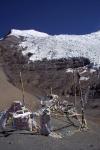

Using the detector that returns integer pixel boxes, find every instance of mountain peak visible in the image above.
[9,29,49,38]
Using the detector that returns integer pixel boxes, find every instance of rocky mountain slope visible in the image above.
[0,29,100,98]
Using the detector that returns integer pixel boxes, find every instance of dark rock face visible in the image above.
[0,35,94,98]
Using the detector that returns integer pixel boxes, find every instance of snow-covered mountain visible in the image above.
[1,29,100,98]
[7,29,100,65]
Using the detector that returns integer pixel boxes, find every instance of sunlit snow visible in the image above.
[9,29,100,65]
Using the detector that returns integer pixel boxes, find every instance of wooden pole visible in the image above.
[79,80,87,130]
[20,71,25,106]
[73,69,77,107]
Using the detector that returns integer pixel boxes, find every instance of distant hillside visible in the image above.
[0,29,100,99]
[0,63,38,111]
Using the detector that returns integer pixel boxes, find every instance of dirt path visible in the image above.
[0,119,100,150]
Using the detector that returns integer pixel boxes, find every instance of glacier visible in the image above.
[8,29,100,65]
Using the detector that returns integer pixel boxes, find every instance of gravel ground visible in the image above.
[0,118,100,150]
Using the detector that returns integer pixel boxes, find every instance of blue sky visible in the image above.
[0,0,100,37]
